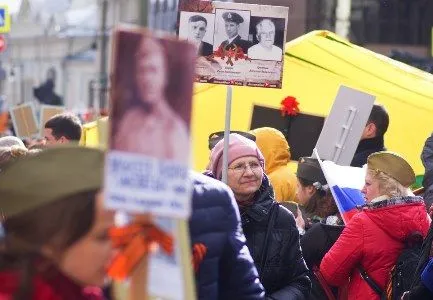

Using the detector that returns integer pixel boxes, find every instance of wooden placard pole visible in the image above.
[130,256,149,300]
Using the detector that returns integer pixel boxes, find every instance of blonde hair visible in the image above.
[0,146,29,166]
[367,168,410,198]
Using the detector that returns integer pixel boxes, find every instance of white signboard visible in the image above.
[10,103,39,139]
[148,218,184,299]
[315,86,376,165]
[105,152,191,217]
[39,104,65,136]
[104,27,195,218]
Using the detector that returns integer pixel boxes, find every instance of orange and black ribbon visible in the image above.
[192,243,207,273]
[107,222,173,280]
[107,220,210,280]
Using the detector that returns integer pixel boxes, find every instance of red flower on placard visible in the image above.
[213,45,225,59]
[211,45,249,66]
[281,96,300,116]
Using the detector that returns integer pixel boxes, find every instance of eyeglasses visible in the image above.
[228,161,262,174]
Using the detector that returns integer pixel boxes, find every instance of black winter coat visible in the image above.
[300,222,345,300]
[423,169,433,209]
[219,35,252,53]
[421,133,433,172]
[241,175,311,300]
[351,136,386,167]
[404,220,433,299]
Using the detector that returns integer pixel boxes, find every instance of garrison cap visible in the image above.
[297,157,327,185]
[222,12,244,24]
[0,146,104,218]
[367,151,415,188]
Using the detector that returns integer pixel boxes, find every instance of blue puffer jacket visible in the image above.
[189,172,265,300]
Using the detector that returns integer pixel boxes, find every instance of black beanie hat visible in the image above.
[297,157,327,185]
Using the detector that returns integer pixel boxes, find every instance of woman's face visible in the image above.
[135,38,166,105]
[361,171,381,202]
[227,156,263,199]
[296,179,314,206]
[58,192,115,287]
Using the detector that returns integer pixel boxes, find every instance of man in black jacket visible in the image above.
[351,104,389,167]
[219,12,252,53]
[33,68,63,106]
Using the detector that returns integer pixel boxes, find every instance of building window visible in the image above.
[307,0,433,46]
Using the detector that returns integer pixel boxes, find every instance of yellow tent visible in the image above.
[83,30,433,175]
[191,30,433,175]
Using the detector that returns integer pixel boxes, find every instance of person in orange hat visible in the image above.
[250,127,297,204]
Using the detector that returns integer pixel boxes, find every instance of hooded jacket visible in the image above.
[320,196,430,300]
[251,127,297,203]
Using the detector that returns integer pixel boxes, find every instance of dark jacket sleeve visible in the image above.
[351,151,370,168]
[269,207,311,300]
[301,223,345,269]
[423,171,433,209]
[403,284,433,300]
[410,222,433,291]
[422,133,433,172]
[219,187,265,300]
[320,214,364,286]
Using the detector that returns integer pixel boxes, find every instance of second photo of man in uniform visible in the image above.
[214,9,252,54]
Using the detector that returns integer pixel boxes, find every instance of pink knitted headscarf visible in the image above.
[209,133,265,180]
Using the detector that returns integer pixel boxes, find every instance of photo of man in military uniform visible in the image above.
[219,11,252,53]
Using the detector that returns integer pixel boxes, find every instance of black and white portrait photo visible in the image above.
[178,0,289,88]
[213,9,251,53]
[179,12,215,57]
[247,17,285,61]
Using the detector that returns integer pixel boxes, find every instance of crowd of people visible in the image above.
[0,106,433,300]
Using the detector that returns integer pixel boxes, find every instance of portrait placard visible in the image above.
[178,1,289,88]
[314,86,376,165]
[39,105,65,136]
[105,27,196,218]
[9,103,39,139]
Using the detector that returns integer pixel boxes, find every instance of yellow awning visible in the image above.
[191,31,433,174]
[83,31,433,175]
